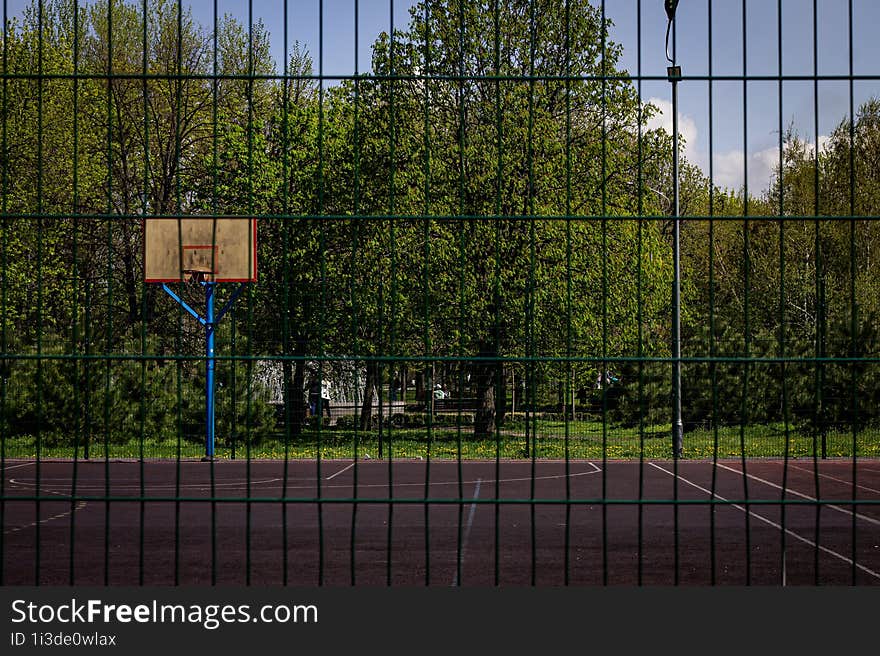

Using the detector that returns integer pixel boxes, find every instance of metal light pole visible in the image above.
[665,0,683,459]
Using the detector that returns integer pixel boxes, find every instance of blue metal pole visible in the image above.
[204,282,216,461]
[159,281,245,461]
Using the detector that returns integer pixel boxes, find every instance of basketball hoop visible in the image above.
[146,216,256,462]
[144,216,257,283]
[183,269,208,286]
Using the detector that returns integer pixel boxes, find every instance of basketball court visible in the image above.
[3,457,878,586]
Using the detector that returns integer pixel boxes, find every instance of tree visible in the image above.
[347,0,675,437]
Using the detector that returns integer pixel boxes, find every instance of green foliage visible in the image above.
[1,330,275,448]
[189,362,277,448]
[3,333,176,446]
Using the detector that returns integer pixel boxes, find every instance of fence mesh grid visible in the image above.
[1,0,879,586]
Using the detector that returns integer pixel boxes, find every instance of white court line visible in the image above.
[3,501,89,536]
[7,477,284,493]
[331,461,602,490]
[2,462,35,472]
[4,474,90,536]
[5,462,603,493]
[648,462,880,581]
[452,478,482,587]
[787,462,880,496]
[325,462,356,481]
[715,462,880,528]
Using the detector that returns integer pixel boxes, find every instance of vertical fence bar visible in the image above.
[846,0,858,585]
[811,0,823,584]
[421,0,432,587]
[776,0,791,585]
[0,0,7,585]
[740,0,753,584]
[491,0,501,588]
[563,0,573,587]
[210,0,220,585]
[245,0,255,586]
[34,0,44,587]
[71,0,83,586]
[351,0,362,587]
[636,0,645,587]
[281,0,290,589]
[317,0,325,587]
[103,0,114,588]
[707,0,719,587]
[1,0,9,587]
[387,0,396,588]
[138,0,148,583]
[600,0,609,587]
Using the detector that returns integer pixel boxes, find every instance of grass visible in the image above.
[3,421,877,460]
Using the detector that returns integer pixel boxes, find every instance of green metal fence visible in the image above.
[1,0,879,586]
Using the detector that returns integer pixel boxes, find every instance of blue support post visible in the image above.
[160,282,245,461]
[204,282,216,461]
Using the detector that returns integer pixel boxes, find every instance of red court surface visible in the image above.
[2,458,879,586]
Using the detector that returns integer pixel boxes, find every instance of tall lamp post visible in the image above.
[665,0,683,459]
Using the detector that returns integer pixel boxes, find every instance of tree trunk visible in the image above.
[122,222,140,326]
[473,343,496,438]
[415,369,424,404]
[496,368,507,426]
[400,365,408,404]
[359,360,378,431]
[287,335,307,438]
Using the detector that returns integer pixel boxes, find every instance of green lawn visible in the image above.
[3,421,877,460]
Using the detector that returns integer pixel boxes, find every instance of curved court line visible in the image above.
[649,462,880,582]
[5,464,603,494]
[314,461,603,491]
[7,477,285,493]
[787,463,880,496]
[2,462,36,472]
[3,501,89,536]
[4,477,89,536]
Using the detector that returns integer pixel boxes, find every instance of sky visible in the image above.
[612,0,880,193]
[5,0,880,194]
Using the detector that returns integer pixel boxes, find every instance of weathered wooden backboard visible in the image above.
[144,217,257,283]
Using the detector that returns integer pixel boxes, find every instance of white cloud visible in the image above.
[646,97,701,167]
[647,96,769,192]
[645,96,833,194]
[712,136,830,194]
[805,135,832,157]
[711,150,745,191]
[712,147,778,194]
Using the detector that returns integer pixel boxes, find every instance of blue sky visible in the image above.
[6,1,879,194]
[614,0,880,193]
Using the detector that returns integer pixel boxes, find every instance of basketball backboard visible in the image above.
[144,217,257,283]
